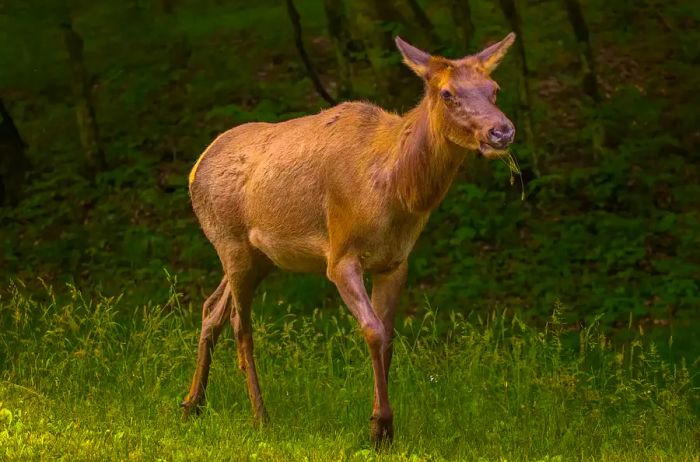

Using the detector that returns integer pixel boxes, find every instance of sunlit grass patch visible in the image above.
[0,282,698,461]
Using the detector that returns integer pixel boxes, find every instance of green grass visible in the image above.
[0,282,698,461]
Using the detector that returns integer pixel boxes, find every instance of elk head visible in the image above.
[395,33,517,158]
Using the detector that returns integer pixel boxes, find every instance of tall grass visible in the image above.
[0,281,698,461]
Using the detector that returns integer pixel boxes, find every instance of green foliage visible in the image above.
[1,1,699,335]
[1,1,698,459]
[411,34,700,324]
[0,283,698,460]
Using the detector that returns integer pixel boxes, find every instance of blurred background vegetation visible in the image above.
[1,0,699,352]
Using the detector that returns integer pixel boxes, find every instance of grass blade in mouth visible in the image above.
[499,150,526,201]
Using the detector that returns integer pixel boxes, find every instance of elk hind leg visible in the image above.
[181,276,231,419]
[222,244,270,426]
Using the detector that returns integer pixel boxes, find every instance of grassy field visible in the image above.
[1,282,698,461]
[1,1,699,460]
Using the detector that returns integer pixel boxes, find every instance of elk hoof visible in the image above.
[252,407,270,429]
[370,414,393,447]
[180,398,204,421]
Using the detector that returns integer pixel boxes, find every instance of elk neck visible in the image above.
[388,94,468,214]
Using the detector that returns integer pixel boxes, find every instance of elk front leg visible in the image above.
[181,277,231,418]
[371,261,407,383]
[328,257,393,445]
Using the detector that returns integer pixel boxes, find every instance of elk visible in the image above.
[181,33,516,444]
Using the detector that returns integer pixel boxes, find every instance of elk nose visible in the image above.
[488,123,515,147]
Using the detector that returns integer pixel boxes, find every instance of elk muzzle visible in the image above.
[479,119,515,157]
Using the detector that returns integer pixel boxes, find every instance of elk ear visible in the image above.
[395,36,431,78]
[476,32,516,74]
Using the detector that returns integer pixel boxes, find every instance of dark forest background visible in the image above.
[1,0,699,348]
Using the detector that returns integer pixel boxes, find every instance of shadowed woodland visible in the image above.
[2,0,699,329]
[1,0,699,460]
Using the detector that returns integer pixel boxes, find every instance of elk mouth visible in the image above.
[479,141,509,158]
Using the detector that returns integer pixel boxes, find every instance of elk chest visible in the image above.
[357,210,429,274]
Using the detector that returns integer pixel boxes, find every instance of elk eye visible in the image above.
[440,89,453,100]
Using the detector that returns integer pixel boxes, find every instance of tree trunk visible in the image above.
[159,0,175,14]
[562,0,600,102]
[345,0,407,107]
[61,21,106,175]
[498,0,539,176]
[451,0,475,52]
[322,0,354,99]
[562,0,604,154]
[400,0,439,46]
[0,98,30,206]
[286,0,336,105]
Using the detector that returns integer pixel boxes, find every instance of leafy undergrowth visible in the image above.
[2,0,700,328]
[1,282,698,461]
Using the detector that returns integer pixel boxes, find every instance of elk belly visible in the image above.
[248,228,328,273]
